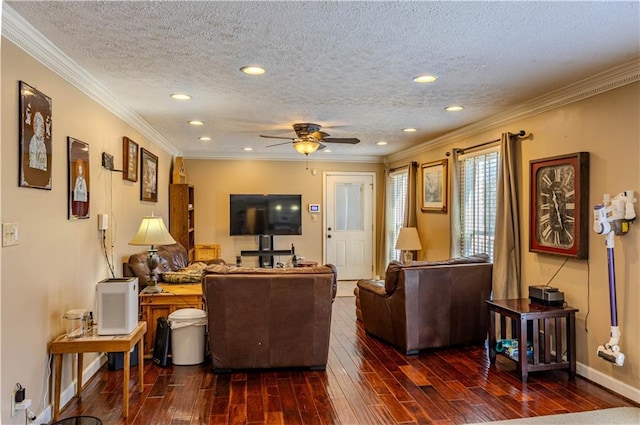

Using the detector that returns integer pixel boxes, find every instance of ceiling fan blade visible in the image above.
[266,141,293,148]
[323,137,360,144]
[310,131,330,140]
[317,143,327,151]
[260,135,295,140]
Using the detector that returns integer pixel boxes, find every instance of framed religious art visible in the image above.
[68,137,90,219]
[421,159,448,212]
[122,137,139,182]
[529,152,589,259]
[19,81,53,190]
[140,148,158,202]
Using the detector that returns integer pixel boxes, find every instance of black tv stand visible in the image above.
[240,235,292,268]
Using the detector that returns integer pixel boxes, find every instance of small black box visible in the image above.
[107,344,139,370]
[152,317,171,367]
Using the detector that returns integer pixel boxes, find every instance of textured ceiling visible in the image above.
[5,1,640,161]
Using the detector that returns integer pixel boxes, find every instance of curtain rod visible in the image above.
[389,161,418,173]
[446,130,526,157]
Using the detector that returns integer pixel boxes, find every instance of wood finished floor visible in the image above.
[56,297,637,424]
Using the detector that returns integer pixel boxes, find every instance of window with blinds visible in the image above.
[386,169,408,263]
[458,147,500,260]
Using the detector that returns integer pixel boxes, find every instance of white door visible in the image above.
[324,172,375,280]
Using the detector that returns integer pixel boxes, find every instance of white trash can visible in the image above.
[168,308,207,365]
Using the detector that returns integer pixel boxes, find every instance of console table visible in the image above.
[486,298,578,382]
[49,321,146,420]
[139,283,203,357]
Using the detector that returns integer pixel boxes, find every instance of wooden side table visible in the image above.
[139,283,203,357]
[49,321,146,421]
[486,299,578,382]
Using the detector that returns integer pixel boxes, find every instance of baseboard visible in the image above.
[577,361,640,404]
[36,354,107,424]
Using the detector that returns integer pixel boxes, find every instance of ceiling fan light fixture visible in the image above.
[412,74,438,83]
[240,66,266,75]
[294,139,320,155]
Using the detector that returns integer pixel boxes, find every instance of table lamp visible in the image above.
[395,227,422,264]
[129,215,176,294]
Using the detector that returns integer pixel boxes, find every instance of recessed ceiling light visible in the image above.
[199,136,212,141]
[188,120,204,126]
[240,66,266,75]
[376,141,388,146]
[243,147,253,151]
[445,105,464,112]
[412,74,438,83]
[170,93,191,100]
[402,128,417,132]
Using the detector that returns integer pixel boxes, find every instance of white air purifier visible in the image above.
[96,277,138,335]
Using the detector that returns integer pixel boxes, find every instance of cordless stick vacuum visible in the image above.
[592,190,636,366]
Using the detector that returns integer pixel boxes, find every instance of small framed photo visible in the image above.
[140,148,158,202]
[421,159,448,213]
[68,137,90,219]
[122,137,138,182]
[19,81,53,190]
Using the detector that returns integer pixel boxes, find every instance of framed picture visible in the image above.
[19,81,53,190]
[68,137,90,219]
[529,152,589,259]
[421,159,448,212]
[140,148,158,202]
[123,137,139,182]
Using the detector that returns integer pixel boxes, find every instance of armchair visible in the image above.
[356,254,493,354]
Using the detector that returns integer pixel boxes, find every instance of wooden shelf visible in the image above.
[169,184,195,262]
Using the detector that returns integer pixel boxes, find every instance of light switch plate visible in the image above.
[3,223,19,247]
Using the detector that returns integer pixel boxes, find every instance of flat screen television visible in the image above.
[230,194,302,236]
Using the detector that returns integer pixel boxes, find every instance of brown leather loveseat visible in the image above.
[202,263,337,371]
[356,254,492,354]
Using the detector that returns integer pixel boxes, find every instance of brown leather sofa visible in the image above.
[202,263,337,371]
[356,254,492,354]
[123,243,224,288]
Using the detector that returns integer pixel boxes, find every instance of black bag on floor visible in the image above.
[152,317,171,367]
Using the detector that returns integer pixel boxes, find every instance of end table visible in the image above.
[486,298,578,382]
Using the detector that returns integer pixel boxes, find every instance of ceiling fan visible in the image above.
[260,123,360,156]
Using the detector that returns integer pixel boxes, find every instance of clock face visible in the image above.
[535,164,575,248]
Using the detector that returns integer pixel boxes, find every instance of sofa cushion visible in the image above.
[162,262,208,283]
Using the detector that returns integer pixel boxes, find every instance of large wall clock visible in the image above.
[529,152,589,259]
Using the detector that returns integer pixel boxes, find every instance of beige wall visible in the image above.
[185,159,385,271]
[1,40,174,423]
[390,82,640,395]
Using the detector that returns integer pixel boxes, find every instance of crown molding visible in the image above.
[2,5,179,156]
[386,58,640,164]
[182,150,384,164]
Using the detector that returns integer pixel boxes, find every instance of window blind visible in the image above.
[458,147,500,260]
[386,169,408,263]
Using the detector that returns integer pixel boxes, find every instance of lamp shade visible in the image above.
[395,227,422,251]
[129,216,176,247]
[293,139,320,155]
